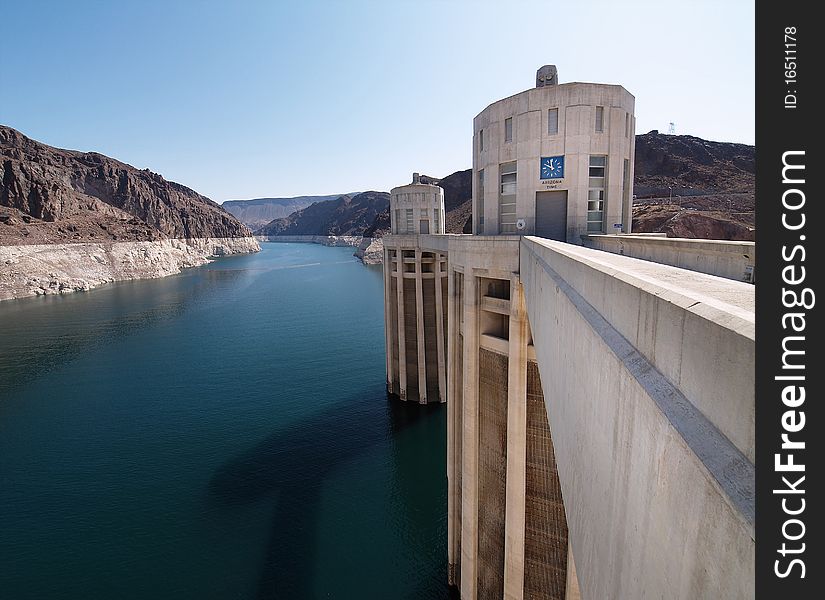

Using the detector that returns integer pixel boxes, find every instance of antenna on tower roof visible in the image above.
[668,122,676,135]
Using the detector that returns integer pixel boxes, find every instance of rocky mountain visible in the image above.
[631,131,754,240]
[633,131,754,198]
[362,209,390,238]
[256,191,390,237]
[1,125,253,246]
[222,194,351,230]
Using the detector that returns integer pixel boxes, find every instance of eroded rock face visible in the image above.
[632,205,755,241]
[633,131,754,201]
[1,125,260,299]
[0,236,260,301]
[355,237,384,265]
[1,125,254,244]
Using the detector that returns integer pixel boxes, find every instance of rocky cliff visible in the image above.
[256,191,390,237]
[1,125,259,300]
[1,125,255,245]
[631,131,754,240]
[633,131,754,198]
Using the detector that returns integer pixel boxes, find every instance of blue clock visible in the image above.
[540,156,565,180]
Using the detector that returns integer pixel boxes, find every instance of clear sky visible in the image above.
[1,0,754,202]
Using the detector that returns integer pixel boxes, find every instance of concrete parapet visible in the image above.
[581,233,756,282]
[520,236,754,599]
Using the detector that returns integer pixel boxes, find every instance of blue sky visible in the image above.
[1,0,754,202]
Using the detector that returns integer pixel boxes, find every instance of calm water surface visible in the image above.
[0,243,449,599]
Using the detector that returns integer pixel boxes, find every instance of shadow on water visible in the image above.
[0,268,245,398]
[385,400,457,600]
[209,391,445,599]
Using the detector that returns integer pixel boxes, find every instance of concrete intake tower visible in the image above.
[382,66,755,600]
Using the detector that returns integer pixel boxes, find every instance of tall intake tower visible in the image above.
[382,173,448,403]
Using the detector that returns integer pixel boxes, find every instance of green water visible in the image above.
[0,243,450,599]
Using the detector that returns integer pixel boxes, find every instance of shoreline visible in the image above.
[256,235,384,265]
[0,236,260,302]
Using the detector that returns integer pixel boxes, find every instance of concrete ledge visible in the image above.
[525,237,754,461]
[481,295,510,314]
[384,233,458,253]
[520,236,754,599]
[479,333,509,355]
[581,234,756,282]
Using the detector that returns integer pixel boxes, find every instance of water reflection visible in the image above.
[0,268,246,398]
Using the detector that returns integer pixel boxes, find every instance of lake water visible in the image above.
[0,243,450,599]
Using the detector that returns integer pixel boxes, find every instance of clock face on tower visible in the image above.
[540,156,565,180]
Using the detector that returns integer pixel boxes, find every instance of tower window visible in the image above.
[587,156,606,232]
[405,209,414,233]
[589,155,606,181]
[479,129,484,152]
[548,108,559,135]
[499,161,517,234]
[504,117,513,143]
[622,158,631,229]
[477,169,485,234]
[595,106,604,133]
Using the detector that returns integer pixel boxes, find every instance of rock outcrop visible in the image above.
[1,125,255,244]
[631,132,754,240]
[1,125,259,300]
[634,131,754,199]
[632,205,755,241]
[354,237,384,265]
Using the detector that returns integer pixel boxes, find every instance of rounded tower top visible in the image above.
[389,174,445,235]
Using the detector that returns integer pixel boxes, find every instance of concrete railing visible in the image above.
[581,234,756,282]
[520,236,754,600]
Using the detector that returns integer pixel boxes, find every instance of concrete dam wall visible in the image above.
[521,237,754,599]
[382,233,755,599]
